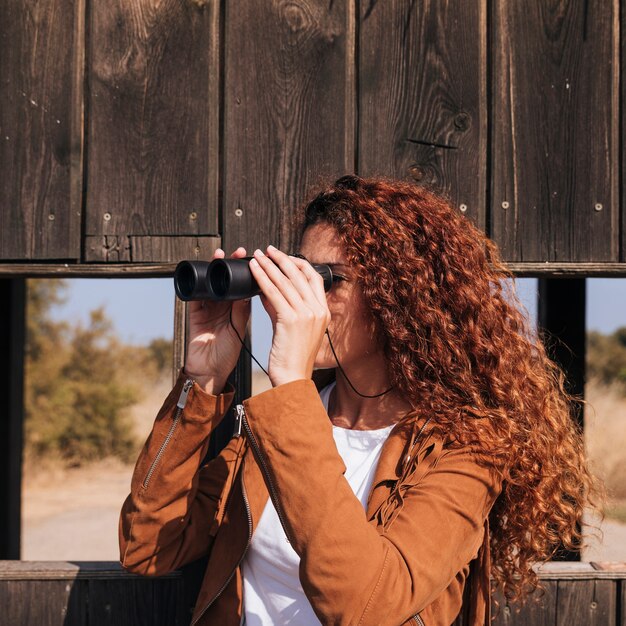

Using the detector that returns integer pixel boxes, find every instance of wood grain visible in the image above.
[0,580,86,626]
[556,579,615,626]
[359,0,487,230]
[86,0,220,238]
[492,0,619,262]
[222,0,356,254]
[492,581,557,626]
[84,236,221,263]
[0,0,84,260]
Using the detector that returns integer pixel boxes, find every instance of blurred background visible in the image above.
[19,276,626,562]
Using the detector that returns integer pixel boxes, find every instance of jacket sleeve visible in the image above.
[118,368,238,576]
[241,379,503,626]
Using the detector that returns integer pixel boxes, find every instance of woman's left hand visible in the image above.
[249,245,331,388]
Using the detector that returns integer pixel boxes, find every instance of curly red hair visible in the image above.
[294,174,601,604]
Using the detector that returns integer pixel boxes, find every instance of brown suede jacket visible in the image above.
[119,368,503,626]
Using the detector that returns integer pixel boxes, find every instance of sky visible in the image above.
[47,277,626,373]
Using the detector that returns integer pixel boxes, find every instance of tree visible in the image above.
[24,280,139,466]
[587,327,626,391]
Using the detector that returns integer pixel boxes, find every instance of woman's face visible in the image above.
[297,222,381,370]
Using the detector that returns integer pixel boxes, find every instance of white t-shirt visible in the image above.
[241,380,395,625]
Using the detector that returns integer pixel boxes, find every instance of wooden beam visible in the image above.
[2,262,626,279]
[537,277,586,561]
[0,279,25,559]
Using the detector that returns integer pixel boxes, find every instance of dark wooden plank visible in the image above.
[556,579,616,626]
[130,236,221,263]
[359,0,487,230]
[0,279,25,559]
[0,579,86,626]
[86,577,187,626]
[492,0,619,262]
[152,577,189,626]
[222,0,356,254]
[2,261,626,278]
[0,0,84,260]
[84,236,132,263]
[623,0,626,264]
[86,0,220,238]
[491,581,557,626]
[0,561,181,579]
[0,264,177,278]
[84,236,221,263]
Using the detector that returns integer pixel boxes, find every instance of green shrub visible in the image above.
[24,279,167,466]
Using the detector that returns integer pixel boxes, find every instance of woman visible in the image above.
[119,175,599,626]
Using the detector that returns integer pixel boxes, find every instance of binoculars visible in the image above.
[174,256,334,301]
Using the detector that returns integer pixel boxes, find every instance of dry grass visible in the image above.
[584,377,626,517]
[584,377,626,497]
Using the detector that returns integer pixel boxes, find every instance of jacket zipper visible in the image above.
[142,377,194,489]
[238,403,292,542]
[191,452,253,626]
[412,614,425,626]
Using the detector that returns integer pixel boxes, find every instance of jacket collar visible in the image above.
[311,368,424,486]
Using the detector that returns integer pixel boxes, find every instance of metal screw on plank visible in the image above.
[594,203,603,211]
[459,204,467,213]
[590,602,598,609]
[190,211,197,220]
[103,212,111,221]
[501,201,510,209]
[48,213,55,221]
[235,208,243,217]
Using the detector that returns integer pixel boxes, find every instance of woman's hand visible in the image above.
[183,246,252,395]
[250,245,331,388]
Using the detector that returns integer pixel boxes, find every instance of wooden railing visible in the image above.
[0,561,625,625]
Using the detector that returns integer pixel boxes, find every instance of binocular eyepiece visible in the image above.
[174,256,334,301]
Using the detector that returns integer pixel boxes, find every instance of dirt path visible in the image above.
[21,457,135,560]
[20,376,171,561]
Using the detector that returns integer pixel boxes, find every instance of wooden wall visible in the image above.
[1,0,624,267]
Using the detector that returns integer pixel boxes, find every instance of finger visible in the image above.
[264,246,323,310]
[231,246,247,258]
[288,254,329,309]
[251,249,305,311]
[249,251,304,319]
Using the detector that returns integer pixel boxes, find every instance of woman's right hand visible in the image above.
[183,246,252,395]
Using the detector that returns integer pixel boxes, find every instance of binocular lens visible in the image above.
[176,263,197,300]
[210,262,230,298]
